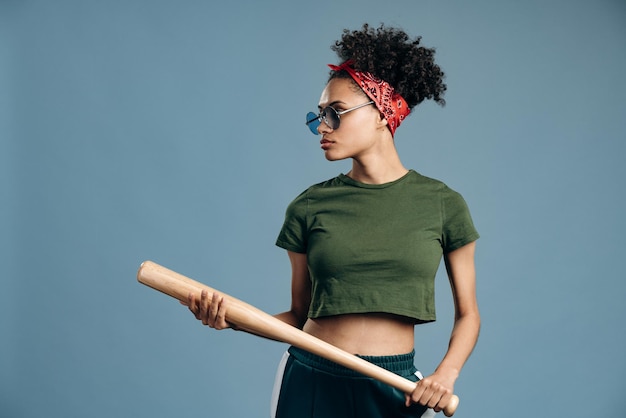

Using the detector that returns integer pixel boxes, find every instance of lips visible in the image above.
[320,138,333,150]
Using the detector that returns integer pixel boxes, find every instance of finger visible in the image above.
[413,378,435,407]
[423,383,450,410]
[406,380,425,407]
[214,297,228,330]
[426,390,442,410]
[199,290,210,325]
[187,293,199,317]
[432,392,453,413]
[208,292,222,327]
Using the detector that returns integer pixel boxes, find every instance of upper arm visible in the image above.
[287,250,312,328]
[443,241,479,321]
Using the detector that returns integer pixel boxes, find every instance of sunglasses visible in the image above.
[305,101,374,135]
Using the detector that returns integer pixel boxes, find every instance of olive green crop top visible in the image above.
[275,170,479,323]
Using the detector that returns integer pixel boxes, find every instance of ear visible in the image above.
[376,112,388,130]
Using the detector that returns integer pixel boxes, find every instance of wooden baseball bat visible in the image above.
[137,260,459,416]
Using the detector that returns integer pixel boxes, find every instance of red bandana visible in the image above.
[328,60,410,136]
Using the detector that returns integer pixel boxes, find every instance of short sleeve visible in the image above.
[441,187,480,253]
[275,190,309,253]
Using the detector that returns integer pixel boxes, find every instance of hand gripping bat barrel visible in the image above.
[137,261,459,416]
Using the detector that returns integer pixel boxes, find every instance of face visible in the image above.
[315,78,387,161]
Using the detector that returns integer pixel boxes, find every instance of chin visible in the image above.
[323,150,350,162]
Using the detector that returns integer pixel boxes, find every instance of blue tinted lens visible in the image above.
[306,111,321,135]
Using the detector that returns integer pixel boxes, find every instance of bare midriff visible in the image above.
[302,312,415,356]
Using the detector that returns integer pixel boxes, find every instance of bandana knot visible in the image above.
[328,60,410,136]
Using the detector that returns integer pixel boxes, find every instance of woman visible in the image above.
[186,24,480,418]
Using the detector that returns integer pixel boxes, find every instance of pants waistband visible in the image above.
[287,346,418,378]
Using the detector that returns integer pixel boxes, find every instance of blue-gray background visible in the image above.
[2,1,625,417]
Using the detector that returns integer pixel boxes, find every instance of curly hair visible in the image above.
[329,23,446,109]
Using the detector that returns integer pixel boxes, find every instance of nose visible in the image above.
[317,117,333,135]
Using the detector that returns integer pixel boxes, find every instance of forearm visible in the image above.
[437,242,480,380]
[406,310,479,410]
[274,310,307,329]
[435,312,481,379]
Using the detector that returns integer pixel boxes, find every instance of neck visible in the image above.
[348,148,408,185]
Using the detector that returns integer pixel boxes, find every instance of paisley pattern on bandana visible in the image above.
[328,60,410,136]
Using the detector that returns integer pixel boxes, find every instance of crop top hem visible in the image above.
[309,307,436,324]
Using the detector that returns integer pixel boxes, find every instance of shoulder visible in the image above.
[405,171,474,217]
[285,175,343,210]
[406,170,460,195]
[292,175,345,199]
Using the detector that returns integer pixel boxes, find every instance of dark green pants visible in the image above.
[271,346,432,418]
